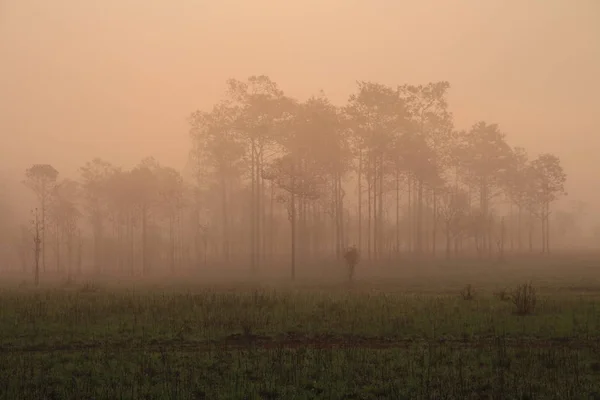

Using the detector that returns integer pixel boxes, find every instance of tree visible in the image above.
[189,101,245,262]
[48,179,80,278]
[438,185,469,258]
[504,146,530,252]
[528,153,567,253]
[79,158,116,273]
[129,158,161,275]
[345,81,408,260]
[457,122,512,257]
[224,75,293,272]
[263,154,324,280]
[398,81,453,256]
[286,95,350,260]
[156,166,186,273]
[23,164,59,272]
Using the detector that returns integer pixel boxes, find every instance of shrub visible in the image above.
[512,282,537,315]
[460,284,474,300]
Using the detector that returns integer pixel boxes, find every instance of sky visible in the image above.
[1,0,599,209]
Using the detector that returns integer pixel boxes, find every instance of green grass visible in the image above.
[2,256,600,399]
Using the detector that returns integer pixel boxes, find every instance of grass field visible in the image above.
[2,254,600,399]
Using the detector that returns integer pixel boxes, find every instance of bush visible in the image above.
[512,282,537,315]
[460,284,474,300]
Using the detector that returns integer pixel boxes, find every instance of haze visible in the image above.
[1,0,598,181]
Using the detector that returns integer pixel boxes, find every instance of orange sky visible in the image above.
[1,0,599,207]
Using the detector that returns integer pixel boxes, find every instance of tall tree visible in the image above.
[398,82,453,256]
[189,101,245,262]
[457,122,512,257]
[226,75,291,272]
[345,81,408,260]
[284,95,350,260]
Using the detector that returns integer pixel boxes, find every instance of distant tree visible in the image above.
[286,95,350,260]
[457,122,512,257]
[226,75,291,272]
[189,101,245,261]
[263,154,324,280]
[23,164,59,272]
[156,166,186,273]
[48,179,80,277]
[528,153,567,253]
[129,158,161,275]
[437,185,469,258]
[504,146,530,252]
[345,81,408,260]
[398,81,452,256]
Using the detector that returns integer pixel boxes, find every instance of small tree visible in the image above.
[512,282,537,315]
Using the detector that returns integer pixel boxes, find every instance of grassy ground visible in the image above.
[2,255,600,399]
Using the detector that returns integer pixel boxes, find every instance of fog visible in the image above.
[1,0,599,279]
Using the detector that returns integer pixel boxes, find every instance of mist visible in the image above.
[1,0,600,279]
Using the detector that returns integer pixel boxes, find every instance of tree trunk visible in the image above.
[221,175,230,261]
[432,189,438,256]
[407,175,412,254]
[55,222,60,274]
[373,157,378,260]
[416,179,423,256]
[141,205,148,275]
[378,155,383,260]
[269,180,275,263]
[445,222,451,259]
[518,205,522,252]
[395,168,400,256]
[290,180,296,281]
[358,148,362,254]
[250,139,256,272]
[169,215,175,273]
[528,210,533,253]
[367,159,372,260]
[41,194,46,273]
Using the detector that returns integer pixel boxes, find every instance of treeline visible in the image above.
[16,76,567,280]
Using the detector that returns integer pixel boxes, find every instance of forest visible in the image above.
[3,75,569,282]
